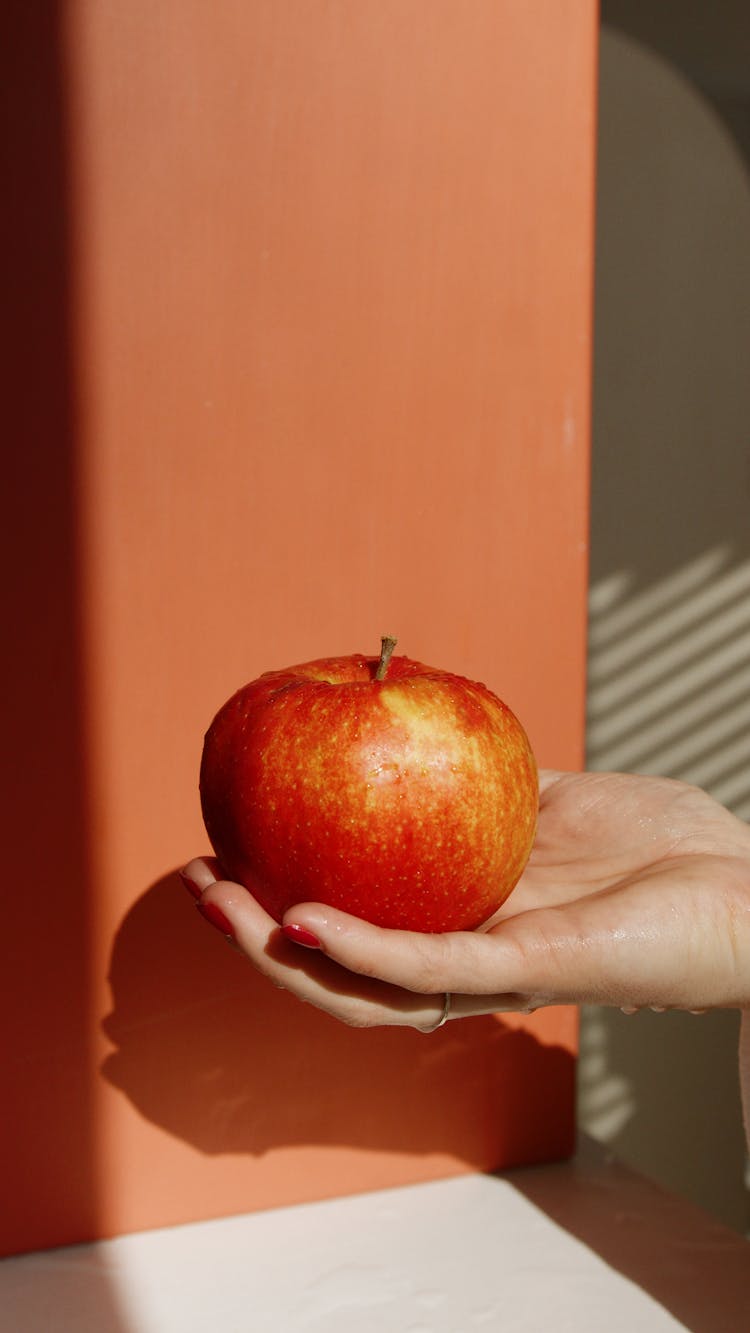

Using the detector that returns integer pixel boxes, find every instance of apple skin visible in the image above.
[199,652,538,933]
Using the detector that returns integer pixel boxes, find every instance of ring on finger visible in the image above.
[421,992,451,1033]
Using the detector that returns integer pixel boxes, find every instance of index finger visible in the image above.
[280,902,539,999]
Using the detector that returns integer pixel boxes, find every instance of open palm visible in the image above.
[184,770,750,1029]
[484,771,750,1007]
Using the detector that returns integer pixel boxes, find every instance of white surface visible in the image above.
[0,1174,686,1333]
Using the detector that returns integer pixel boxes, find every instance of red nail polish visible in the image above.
[283,923,321,950]
[179,869,203,900]
[197,899,235,938]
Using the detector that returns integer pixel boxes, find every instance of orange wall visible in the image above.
[3,1,596,1253]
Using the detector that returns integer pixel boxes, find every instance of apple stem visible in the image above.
[375,635,398,681]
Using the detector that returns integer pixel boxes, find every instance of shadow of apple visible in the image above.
[101,872,575,1165]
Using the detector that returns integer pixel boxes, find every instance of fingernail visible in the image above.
[197,899,235,939]
[282,923,321,950]
[179,869,203,900]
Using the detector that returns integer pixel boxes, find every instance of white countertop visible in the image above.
[2,1141,747,1332]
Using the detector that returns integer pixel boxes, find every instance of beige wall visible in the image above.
[582,4,750,1232]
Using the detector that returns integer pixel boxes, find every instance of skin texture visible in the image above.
[184,770,750,1032]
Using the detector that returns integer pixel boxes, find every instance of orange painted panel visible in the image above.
[2,0,596,1253]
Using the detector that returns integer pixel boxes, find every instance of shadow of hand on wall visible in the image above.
[101,873,574,1166]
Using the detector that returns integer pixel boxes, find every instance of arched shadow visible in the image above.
[584,9,750,1236]
[602,0,750,171]
[101,873,575,1167]
[591,24,750,590]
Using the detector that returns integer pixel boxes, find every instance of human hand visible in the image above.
[182,771,750,1030]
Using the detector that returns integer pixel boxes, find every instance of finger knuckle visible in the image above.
[339,1003,376,1029]
[409,932,456,995]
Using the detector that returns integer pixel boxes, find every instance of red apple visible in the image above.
[199,638,538,933]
